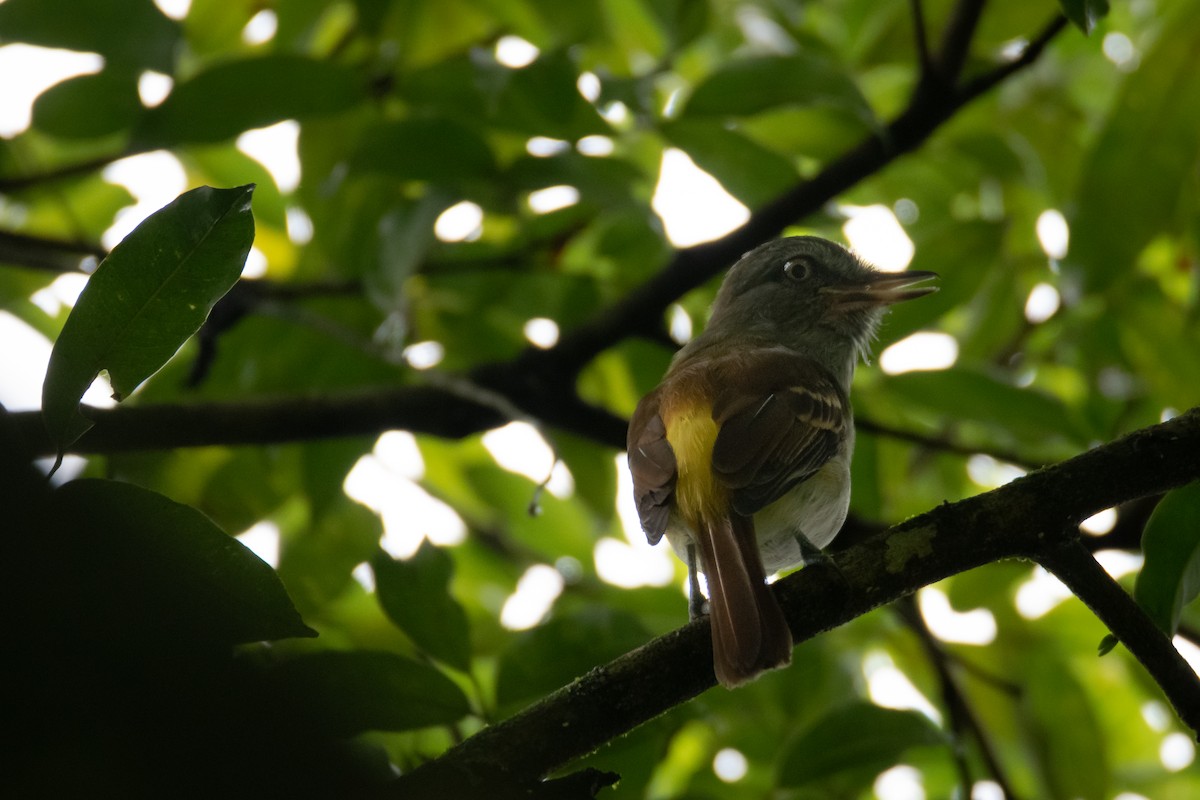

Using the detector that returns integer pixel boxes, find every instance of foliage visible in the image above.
[3,0,1200,798]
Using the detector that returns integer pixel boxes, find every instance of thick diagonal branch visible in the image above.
[388,408,1200,797]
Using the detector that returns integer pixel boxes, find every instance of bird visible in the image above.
[626,236,937,687]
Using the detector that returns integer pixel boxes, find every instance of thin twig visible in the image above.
[855,417,1047,470]
[936,0,987,83]
[0,230,106,273]
[0,152,133,193]
[908,0,933,76]
[1037,535,1200,735]
[896,596,1023,800]
[959,15,1069,97]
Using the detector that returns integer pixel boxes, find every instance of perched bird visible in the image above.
[627,236,937,687]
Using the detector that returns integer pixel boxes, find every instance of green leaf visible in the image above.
[1021,653,1108,800]
[685,53,874,124]
[554,432,618,522]
[661,120,798,206]
[278,497,382,616]
[372,543,472,671]
[41,184,254,450]
[1057,0,1110,34]
[53,478,316,644]
[879,367,1086,445]
[1134,482,1200,636]
[0,0,180,71]
[31,69,143,139]
[267,650,470,737]
[778,703,946,788]
[486,50,609,139]
[496,608,651,709]
[136,55,363,146]
[507,152,646,207]
[350,117,497,184]
[1068,4,1200,290]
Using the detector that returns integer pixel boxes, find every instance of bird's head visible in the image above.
[706,236,938,360]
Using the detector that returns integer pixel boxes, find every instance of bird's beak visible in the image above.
[820,270,939,309]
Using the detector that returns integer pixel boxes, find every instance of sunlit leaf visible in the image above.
[879,367,1087,445]
[0,0,180,71]
[1134,482,1200,636]
[31,69,143,139]
[1068,3,1200,290]
[778,703,946,788]
[136,55,363,146]
[661,120,798,206]
[1021,653,1108,800]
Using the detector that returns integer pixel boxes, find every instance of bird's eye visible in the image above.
[783,258,813,282]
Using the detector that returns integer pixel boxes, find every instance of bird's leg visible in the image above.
[796,534,850,588]
[687,543,708,619]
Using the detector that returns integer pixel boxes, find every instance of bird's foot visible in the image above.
[797,535,850,590]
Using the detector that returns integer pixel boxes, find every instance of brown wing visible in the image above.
[627,388,676,545]
[710,351,847,516]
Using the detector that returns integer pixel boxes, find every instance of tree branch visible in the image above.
[908,0,934,76]
[9,387,511,455]
[388,408,1200,796]
[7,386,1051,465]
[1036,536,1200,734]
[0,152,132,193]
[935,0,987,84]
[0,230,106,273]
[895,596,1023,800]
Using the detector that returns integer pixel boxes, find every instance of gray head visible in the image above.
[704,236,937,364]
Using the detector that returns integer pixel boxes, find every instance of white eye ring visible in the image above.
[783,258,812,281]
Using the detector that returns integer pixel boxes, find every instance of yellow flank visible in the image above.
[663,398,726,523]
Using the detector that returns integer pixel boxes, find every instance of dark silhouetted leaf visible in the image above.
[1058,0,1110,33]
[41,185,254,450]
[497,608,651,708]
[53,478,316,644]
[268,650,470,737]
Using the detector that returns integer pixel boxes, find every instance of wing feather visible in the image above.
[627,389,676,544]
[710,351,847,516]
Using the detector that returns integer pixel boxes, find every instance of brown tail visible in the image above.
[692,512,793,687]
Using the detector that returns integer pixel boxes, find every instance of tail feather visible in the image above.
[693,513,792,687]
